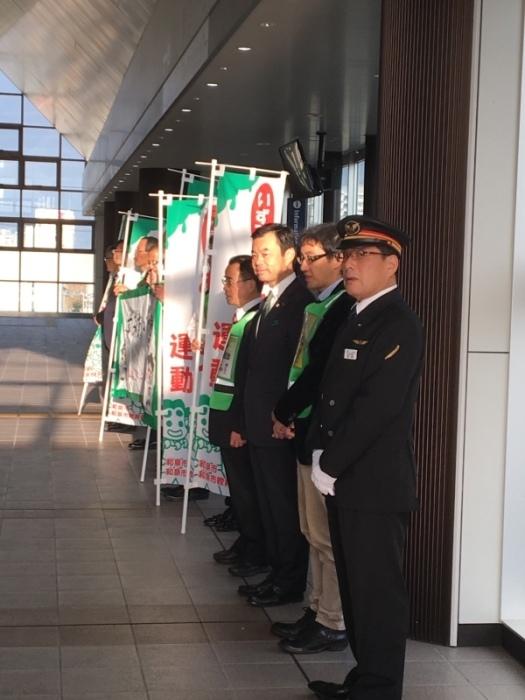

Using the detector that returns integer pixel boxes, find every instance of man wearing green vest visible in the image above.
[271,223,351,653]
[208,255,268,573]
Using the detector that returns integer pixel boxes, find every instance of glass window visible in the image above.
[0,159,19,186]
[23,127,59,157]
[62,224,92,250]
[24,223,57,249]
[25,161,57,187]
[61,136,83,159]
[60,191,88,219]
[22,189,59,218]
[0,94,22,123]
[20,282,57,312]
[0,221,18,247]
[59,253,93,282]
[0,251,20,280]
[0,188,20,217]
[0,72,21,94]
[0,128,19,151]
[21,251,57,281]
[23,98,52,127]
[0,282,19,311]
[61,160,84,190]
[60,283,94,313]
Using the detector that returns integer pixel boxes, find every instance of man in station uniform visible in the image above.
[208,255,267,574]
[307,216,423,700]
[241,223,312,607]
[270,223,350,653]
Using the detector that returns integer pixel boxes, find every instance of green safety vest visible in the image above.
[289,288,346,418]
[209,308,258,411]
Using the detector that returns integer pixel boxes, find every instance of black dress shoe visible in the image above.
[238,576,274,597]
[247,586,303,607]
[279,622,347,654]
[215,515,239,532]
[204,507,232,527]
[307,680,352,699]
[228,562,271,578]
[161,485,209,501]
[271,607,316,639]
[213,548,242,565]
[128,438,146,450]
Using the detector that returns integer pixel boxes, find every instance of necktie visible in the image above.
[260,290,275,321]
[349,302,357,320]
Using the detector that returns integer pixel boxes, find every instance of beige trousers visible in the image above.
[297,462,345,631]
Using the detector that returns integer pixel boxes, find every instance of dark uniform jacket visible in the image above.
[244,277,313,446]
[208,303,260,449]
[307,288,423,512]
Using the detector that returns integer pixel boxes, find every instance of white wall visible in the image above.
[454,0,524,632]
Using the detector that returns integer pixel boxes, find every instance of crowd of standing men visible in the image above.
[96,214,424,700]
[207,216,423,700]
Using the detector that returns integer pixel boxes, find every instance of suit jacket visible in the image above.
[307,288,423,512]
[208,303,260,449]
[244,278,313,446]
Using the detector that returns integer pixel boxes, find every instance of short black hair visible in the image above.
[105,244,116,258]
[142,236,158,252]
[298,223,341,255]
[228,254,263,292]
[252,223,296,254]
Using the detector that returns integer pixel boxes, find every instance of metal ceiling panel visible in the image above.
[0,0,158,157]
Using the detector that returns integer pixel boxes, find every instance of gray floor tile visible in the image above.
[474,687,525,699]
[0,647,59,670]
[402,688,486,699]
[133,622,206,644]
[452,660,525,685]
[204,621,275,642]
[61,666,146,695]
[127,604,199,624]
[223,662,307,689]
[0,669,60,695]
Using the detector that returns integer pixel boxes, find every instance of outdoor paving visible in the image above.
[0,316,523,699]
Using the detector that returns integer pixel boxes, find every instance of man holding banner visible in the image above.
[208,255,267,573]
[241,223,312,607]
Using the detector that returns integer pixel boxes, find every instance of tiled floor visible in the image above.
[0,316,524,699]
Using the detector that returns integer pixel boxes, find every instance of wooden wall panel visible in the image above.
[376,0,474,643]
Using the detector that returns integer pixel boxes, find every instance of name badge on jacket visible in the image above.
[344,348,358,360]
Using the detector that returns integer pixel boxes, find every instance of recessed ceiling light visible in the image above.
[140,154,147,159]
[256,142,271,146]
[152,143,160,147]
[206,82,219,87]
[132,164,139,168]
[164,127,174,132]
[373,74,380,79]
[260,21,275,28]
[238,46,251,52]
[118,179,124,183]
[219,66,228,71]
[175,119,182,123]
[181,108,192,113]
[125,172,130,176]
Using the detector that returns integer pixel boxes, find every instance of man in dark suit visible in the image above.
[270,223,350,653]
[241,223,312,607]
[208,255,267,575]
[307,216,424,700]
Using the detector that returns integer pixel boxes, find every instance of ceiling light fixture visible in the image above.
[164,127,174,132]
[181,108,192,113]
[140,155,147,159]
[219,66,228,71]
[260,21,275,28]
[152,143,160,147]
[237,46,251,52]
[206,82,218,87]
[256,142,271,146]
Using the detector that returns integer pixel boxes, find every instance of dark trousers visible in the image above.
[249,443,308,592]
[221,445,266,565]
[326,498,409,700]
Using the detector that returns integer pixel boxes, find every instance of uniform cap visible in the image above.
[336,215,409,256]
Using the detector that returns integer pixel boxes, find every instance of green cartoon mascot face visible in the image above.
[163,400,189,450]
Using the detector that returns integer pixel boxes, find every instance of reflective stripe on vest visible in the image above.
[289,289,345,418]
[209,309,257,411]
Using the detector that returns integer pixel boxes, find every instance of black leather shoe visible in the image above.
[228,562,271,578]
[307,678,355,699]
[215,513,239,532]
[271,607,316,639]
[213,548,242,565]
[279,622,347,654]
[238,576,274,597]
[128,438,146,450]
[247,586,303,607]
[161,486,209,501]
[204,507,232,527]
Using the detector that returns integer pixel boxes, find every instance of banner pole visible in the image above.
[195,160,287,178]
[140,426,151,482]
[181,159,218,534]
[98,211,133,442]
[155,191,165,507]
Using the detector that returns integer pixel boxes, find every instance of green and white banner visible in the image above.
[107,286,159,426]
[82,326,103,384]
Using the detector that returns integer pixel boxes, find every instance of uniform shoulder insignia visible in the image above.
[384,344,400,360]
[352,339,368,345]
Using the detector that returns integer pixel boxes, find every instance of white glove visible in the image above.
[311,449,336,496]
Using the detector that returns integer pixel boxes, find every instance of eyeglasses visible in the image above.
[221,277,251,287]
[297,252,343,265]
[341,249,389,261]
